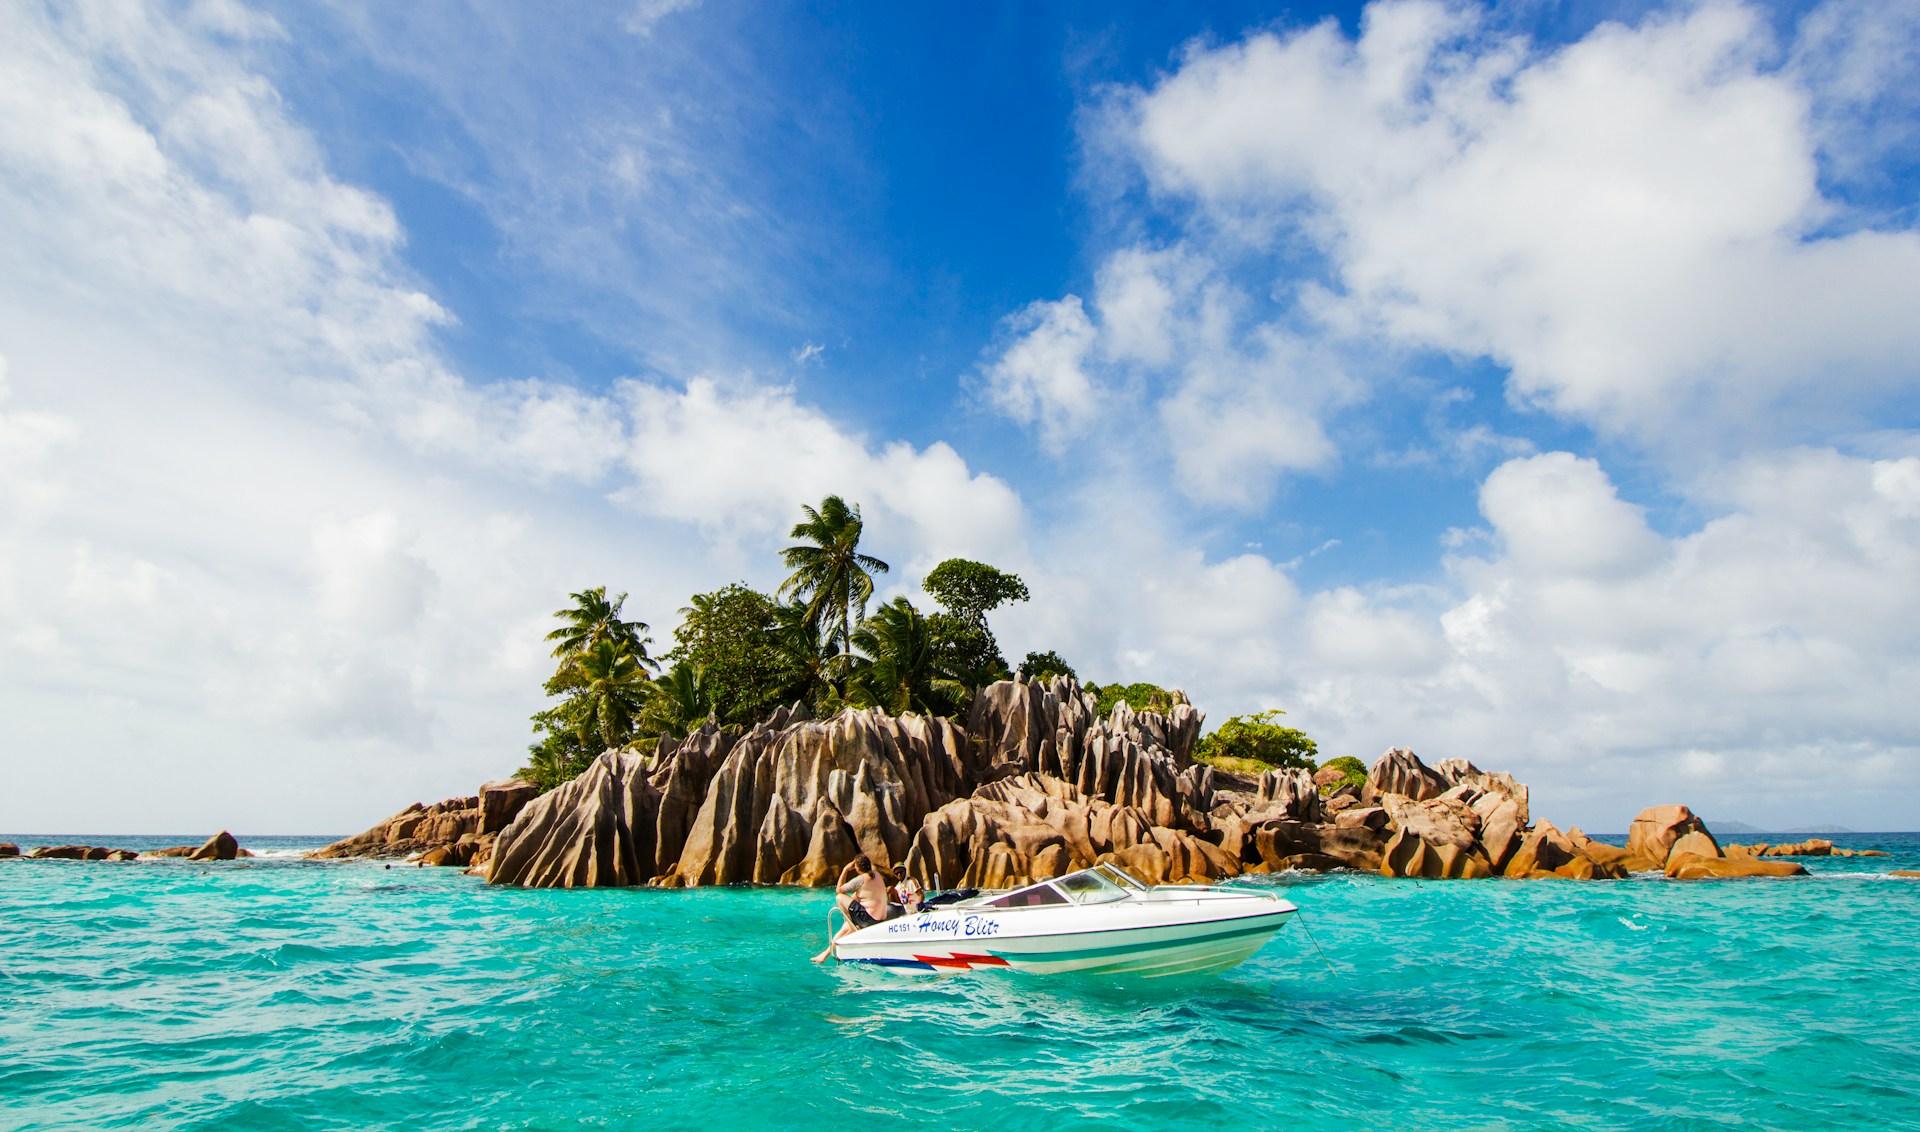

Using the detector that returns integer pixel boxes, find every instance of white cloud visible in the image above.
[1127,0,1920,446]
[0,0,1030,832]
[979,296,1103,453]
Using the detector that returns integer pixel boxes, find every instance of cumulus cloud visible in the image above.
[979,296,1104,453]
[0,1,1030,831]
[1127,0,1920,446]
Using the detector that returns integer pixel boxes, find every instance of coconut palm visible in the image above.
[634,661,716,748]
[546,586,655,670]
[769,600,837,710]
[557,639,652,751]
[777,496,889,675]
[845,598,968,718]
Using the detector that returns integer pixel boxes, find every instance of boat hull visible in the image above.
[833,889,1295,977]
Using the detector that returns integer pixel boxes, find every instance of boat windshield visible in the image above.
[1096,863,1149,891]
[982,882,1068,909]
[1052,868,1130,905]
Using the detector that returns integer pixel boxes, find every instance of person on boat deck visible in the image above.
[893,868,923,915]
[812,855,891,963]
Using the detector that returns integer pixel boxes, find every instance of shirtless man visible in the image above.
[811,855,890,963]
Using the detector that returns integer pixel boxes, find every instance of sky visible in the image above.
[2,0,1917,835]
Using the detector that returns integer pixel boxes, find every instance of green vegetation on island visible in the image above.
[516,493,1331,792]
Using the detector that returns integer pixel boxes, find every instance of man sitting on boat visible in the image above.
[812,855,894,963]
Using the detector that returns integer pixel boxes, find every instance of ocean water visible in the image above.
[3,833,1919,1131]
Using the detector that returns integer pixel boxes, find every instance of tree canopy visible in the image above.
[923,558,1029,690]
[1194,709,1319,772]
[667,583,790,727]
[1018,649,1076,682]
[1087,680,1187,717]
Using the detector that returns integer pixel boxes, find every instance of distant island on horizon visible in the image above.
[1706,820,1858,836]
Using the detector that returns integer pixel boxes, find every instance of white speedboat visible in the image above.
[831,863,1296,977]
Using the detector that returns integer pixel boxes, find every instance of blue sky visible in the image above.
[2,0,1918,833]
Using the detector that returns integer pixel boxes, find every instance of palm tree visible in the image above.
[778,496,889,677]
[770,601,837,709]
[845,598,968,717]
[546,586,655,670]
[635,661,716,748]
[557,639,652,751]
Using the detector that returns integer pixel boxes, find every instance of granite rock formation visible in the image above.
[324,677,1821,890]
[1726,839,1888,859]
[309,779,537,867]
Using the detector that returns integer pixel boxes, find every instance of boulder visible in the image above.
[104,849,140,861]
[0,842,18,858]
[310,795,484,861]
[1362,747,1448,804]
[31,845,105,859]
[1891,870,1920,879]
[479,779,539,834]
[1626,804,1717,866]
[1251,818,1390,873]
[188,831,239,861]
[1312,765,1350,790]
[1379,828,1493,878]
[1567,828,1659,873]
[1665,852,1807,880]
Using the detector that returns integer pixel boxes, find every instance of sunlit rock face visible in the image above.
[312,676,1759,891]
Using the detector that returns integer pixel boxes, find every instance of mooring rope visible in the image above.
[1295,910,1339,978]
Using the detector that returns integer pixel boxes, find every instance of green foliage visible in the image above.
[520,586,657,791]
[1194,709,1318,772]
[922,558,1029,690]
[667,584,793,727]
[1317,755,1369,791]
[845,598,969,718]
[1017,649,1076,682]
[548,639,652,751]
[546,586,655,671]
[922,559,1031,621]
[778,495,889,671]
[926,611,1010,689]
[1086,681,1187,718]
[634,661,717,749]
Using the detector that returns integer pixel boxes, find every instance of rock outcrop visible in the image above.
[327,679,1827,891]
[1726,839,1888,859]
[309,779,537,867]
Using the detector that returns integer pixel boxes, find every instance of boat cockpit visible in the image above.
[960,863,1148,910]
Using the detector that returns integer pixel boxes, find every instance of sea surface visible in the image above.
[4,833,1919,1131]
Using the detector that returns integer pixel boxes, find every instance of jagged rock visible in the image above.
[1362,747,1448,804]
[479,779,539,834]
[1380,829,1494,878]
[904,773,1236,888]
[1666,851,1807,880]
[1256,768,1323,823]
[489,750,659,887]
[1250,818,1390,873]
[1626,804,1717,866]
[662,705,974,886]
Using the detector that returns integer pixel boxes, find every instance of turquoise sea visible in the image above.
[4,833,1919,1131]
